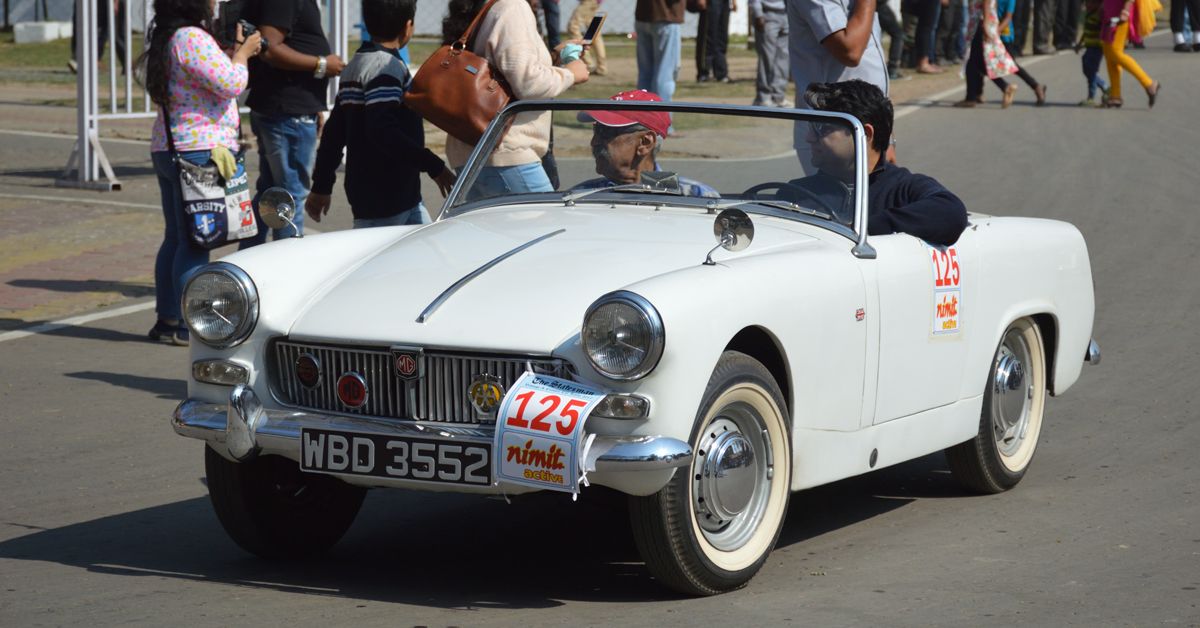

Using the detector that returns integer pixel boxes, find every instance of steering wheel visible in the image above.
[741,181,842,219]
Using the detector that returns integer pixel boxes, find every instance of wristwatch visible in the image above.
[314,55,327,79]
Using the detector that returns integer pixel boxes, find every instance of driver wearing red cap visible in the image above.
[572,90,719,198]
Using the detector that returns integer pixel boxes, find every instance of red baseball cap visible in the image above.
[579,90,671,138]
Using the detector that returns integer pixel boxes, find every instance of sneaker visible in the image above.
[717,76,733,83]
[148,320,179,344]
[889,67,905,80]
[1175,43,1192,52]
[1078,98,1096,107]
[1194,43,1200,52]
[172,327,190,347]
[774,98,794,108]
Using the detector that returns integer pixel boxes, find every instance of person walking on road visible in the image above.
[877,0,907,79]
[442,0,588,197]
[238,0,346,246]
[139,0,263,345]
[750,0,791,105]
[698,0,735,82]
[956,0,1045,108]
[1170,0,1200,50]
[1100,0,1160,108]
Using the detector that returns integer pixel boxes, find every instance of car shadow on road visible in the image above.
[7,279,154,298]
[0,453,968,607]
[66,370,186,399]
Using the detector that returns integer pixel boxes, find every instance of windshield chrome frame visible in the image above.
[441,100,872,253]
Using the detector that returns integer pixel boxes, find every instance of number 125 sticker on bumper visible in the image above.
[493,372,607,495]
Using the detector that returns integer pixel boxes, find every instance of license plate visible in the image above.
[300,428,491,486]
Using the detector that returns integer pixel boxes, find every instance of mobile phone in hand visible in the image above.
[582,13,606,45]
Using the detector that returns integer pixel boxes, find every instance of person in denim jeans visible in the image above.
[139,0,262,345]
[240,0,346,246]
[635,0,684,115]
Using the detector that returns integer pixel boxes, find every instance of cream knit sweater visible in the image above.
[444,0,576,168]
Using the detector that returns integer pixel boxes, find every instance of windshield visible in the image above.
[442,101,863,230]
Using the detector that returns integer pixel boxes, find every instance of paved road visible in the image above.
[2,43,1199,626]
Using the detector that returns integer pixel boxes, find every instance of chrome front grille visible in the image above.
[272,339,568,424]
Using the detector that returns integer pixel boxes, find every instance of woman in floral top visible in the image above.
[138,0,262,345]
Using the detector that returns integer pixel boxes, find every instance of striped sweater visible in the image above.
[312,41,447,219]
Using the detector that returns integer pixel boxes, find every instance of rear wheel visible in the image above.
[946,318,1047,493]
[204,446,366,558]
[629,351,792,595]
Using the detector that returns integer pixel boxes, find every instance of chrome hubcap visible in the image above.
[992,332,1033,457]
[693,405,772,551]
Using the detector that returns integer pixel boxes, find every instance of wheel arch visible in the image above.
[1030,312,1059,396]
[724,326,792,419]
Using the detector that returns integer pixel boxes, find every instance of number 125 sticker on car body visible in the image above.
[493,372,607,495]
[928,243,962,335]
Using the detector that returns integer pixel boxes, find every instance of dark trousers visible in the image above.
[914,0,940,60]
[1054,0,1081,48]
[936,0,964,60]
[700,0,731,79]
[542,0,561,48]
[1013,0,1031,52]
[878,3,905,67]
[1033,0,1056,50]
[1171,0,1200,32]
[966,29,1039,99]
[696,11,709,79]
[72,0,127,70]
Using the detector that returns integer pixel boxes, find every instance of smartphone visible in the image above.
[582,13,606,45]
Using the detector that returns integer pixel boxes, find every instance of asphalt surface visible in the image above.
[2,42,1199,627]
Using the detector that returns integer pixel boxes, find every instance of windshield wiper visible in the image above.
[562,183,685,205]
[707,198,837,222]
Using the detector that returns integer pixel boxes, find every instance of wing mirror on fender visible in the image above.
[703,208,754,265]
[259,187,302,237]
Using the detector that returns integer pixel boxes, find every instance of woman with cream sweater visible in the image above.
[442,0,588,197]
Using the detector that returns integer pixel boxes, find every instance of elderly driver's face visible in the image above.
[806,121,855,182]
[591,125,655,184]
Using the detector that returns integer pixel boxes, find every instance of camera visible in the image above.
[238,19,269,51]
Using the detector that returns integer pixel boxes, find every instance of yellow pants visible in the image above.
[1101,22,1153,101]
[566,0,607,73]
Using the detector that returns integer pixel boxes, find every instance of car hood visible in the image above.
[285,204,810,353]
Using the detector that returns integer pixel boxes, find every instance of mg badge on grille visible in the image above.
[468,374,504,415]
[336,372,368,408]
[390,346,423,380]
[295,353,321,389]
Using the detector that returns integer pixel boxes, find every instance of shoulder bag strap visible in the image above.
[457,0,505,49]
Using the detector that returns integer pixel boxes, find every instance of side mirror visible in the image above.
[259,187,301,237]
[704,208,754,265]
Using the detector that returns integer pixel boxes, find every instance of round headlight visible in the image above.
[582,291,664,380]
[182,263,259,348]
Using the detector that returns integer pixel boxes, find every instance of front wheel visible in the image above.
[946,317,1048,493]
[204,446,367,558]
[629,351,792,595]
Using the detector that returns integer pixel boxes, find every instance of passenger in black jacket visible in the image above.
[306,0,456,228]
[789,79,968,246]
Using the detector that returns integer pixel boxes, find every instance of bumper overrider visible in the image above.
[172,385,693,496]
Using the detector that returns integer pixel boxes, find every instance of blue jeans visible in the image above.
[353,203,431,228]
[635,21,681,103]
[469,163,554,200]
[152,150,212,321]
[240,111,317,247]
[1081,47,1108,99]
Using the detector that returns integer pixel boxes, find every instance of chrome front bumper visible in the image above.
[172,386,692,494]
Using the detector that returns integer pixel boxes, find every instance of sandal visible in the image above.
[1105,98,1123,108]
[1146,81,1161,108]
[1002,84,1018,109]
[1034,84,1047,106]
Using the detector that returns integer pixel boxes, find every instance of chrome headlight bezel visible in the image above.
[582,291,665,381]
[182,262,259,349]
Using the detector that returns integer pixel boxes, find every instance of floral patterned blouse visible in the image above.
[150,27,247,153]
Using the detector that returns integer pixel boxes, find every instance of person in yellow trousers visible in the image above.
[1099,0,1162,108]
[567,0,608,75]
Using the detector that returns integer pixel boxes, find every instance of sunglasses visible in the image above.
[808,121,850,138]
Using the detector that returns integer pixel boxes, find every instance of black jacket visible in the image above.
[311,42,445,219]
[866,162,968,246]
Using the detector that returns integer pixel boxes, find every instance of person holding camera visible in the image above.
[238,0,346,246]
[139,0,263,345]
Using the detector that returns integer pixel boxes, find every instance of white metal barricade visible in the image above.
[60,0,348,190]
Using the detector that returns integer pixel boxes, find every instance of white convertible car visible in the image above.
[172,101,1098,595]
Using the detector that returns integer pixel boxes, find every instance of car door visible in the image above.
[868,232,976,424]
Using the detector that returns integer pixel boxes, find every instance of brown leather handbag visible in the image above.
[406,0,513,145]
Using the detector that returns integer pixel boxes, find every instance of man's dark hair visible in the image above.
[803,80,894,154]
[363,0,416,41]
